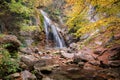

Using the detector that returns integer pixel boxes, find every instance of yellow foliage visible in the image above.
[23,0,52,7]
[20,26,40,31]
[65,0,120,37]
[33,0,52,7]
[75,16,120,37]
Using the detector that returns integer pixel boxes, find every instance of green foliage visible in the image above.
[0,0,54,35]
[0,0,46,34]
[20,25,39,31]
[0,48,20,78]
[39,13,44,31]
[2,42,19,58]
[54,9,61,15]
[2,43,13,48]
[0,34,5,38]
[9,0,33,17]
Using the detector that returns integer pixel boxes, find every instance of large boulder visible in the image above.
[74,52,95,62]
[95,45,120,67]
[42,77,53,80]
[21,70,37,80]
[34,60,47,70]
[69,43,78,52]
[20,47,33,54]
[108,60,120,67]
[83,63,101,70]
[21,55,39,69]
[114,34,120,40]
[1,35,21,53]
[2,35,21,47]
[34,62,59,75]
[60,51,74,59]
[8,73,20,79]
[109,46,120,60]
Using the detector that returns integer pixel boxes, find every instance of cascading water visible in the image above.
[40,10,66,48]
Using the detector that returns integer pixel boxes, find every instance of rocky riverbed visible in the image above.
[12,45,120,80]
[0,35,120,80]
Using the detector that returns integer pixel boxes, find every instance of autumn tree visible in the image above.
[65,0,120,37]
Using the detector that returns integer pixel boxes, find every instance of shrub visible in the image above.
[0,48,20,79]
[20,26,39,31]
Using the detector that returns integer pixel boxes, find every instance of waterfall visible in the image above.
[40,10,66,48]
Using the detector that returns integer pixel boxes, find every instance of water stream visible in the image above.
[40,10,66,48]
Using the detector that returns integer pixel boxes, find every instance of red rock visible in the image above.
[83,63,101,70]
[21,55,38,68]
[98,52,109,65]
[21,70,36,80]
[61,51,74,58]
[114,34,120,40]
[74,51,95,62]
[108,60,120,67]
